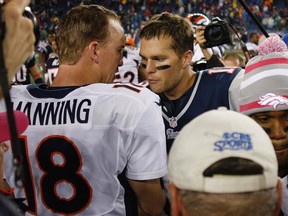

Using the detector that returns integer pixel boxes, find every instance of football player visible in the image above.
[44,39,59,85]
[1,5,167,216]
[113,36,142,84]
[12,53,43,85]
[140,12,244,154]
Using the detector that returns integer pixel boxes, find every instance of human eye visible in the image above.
[154,56,166,62]
[140,57,147,69]
[251,113,271,124]
[283,113,288,121]
[256,115,271,123]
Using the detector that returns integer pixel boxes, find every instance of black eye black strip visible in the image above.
[140,63,171,70]
[156,65,171,70]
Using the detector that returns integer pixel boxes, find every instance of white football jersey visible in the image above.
[192,43,224,64]
[114,47,141,84]
[1,83,167,216]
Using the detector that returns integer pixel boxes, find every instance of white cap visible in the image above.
[168,107,278,193]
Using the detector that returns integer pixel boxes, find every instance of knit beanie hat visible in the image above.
[238,50,288,115]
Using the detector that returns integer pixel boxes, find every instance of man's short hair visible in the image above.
[140,12,194,56]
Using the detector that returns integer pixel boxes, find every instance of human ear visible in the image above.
[183,50,193,68]
[169,183,184,216]
[88,41,99,64]
[274,177,283,216]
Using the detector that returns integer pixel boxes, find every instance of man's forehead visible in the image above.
[251,110,288,116]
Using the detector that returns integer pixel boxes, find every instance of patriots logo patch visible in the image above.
[258,93,288,109]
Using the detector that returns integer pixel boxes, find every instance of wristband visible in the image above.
[0,187,14,196]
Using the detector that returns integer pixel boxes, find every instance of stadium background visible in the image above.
[29,0,287,77]
[31,0,287,43]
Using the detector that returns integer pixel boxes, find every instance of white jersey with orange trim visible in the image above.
[114,47,141,84]
[1,83,167,216]
[192,43,224,64]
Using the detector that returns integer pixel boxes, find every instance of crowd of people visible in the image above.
[0,0,288,215]
[31,0,287,46]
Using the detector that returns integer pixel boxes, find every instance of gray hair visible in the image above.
[180,188,278,216]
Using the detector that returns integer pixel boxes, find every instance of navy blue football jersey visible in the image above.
[45,54,59,84]
[37,41,53,61]
[13,55,36,85]
[160,67,243,153]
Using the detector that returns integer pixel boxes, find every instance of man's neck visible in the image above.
[164,70,196,101]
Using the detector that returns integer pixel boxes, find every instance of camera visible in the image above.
[204,17,232,48]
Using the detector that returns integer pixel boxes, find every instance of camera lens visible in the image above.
[206,25,223,41]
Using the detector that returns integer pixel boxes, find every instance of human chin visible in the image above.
[276,149,288,165]
[148,83,163,94]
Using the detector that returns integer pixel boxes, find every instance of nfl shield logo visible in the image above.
[169,117,178,128]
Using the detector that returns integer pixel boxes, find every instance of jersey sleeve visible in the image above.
[25,54,36,68]
[125,94,167,181]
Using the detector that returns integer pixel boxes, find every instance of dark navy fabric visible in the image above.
[160,67,242,153]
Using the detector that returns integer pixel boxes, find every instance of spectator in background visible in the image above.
[12,53,44,85]
[113,36,142,84]
[246,32,259,57]
[44,39,59,84]
[186,13,225,71]
[223,52,245,67]
[30,0,288,48]
[168,107,281,216]
[36,30,55,73]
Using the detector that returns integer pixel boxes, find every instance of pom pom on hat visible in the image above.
[258,35,288,56]
[258,32,279,45]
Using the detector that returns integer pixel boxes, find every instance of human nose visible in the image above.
[146,60,157,73]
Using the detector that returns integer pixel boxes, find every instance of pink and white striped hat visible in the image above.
[239,51,288,115]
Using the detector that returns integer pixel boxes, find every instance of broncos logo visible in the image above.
[258,93,288,109]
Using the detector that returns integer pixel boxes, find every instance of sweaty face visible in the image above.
[139,37,186,95]
[98,20,125,83]
[250,110,288,178]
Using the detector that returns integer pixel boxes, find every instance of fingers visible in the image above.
[4,0,33,31]
[195,26,206,45]
[2,0,35,77]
